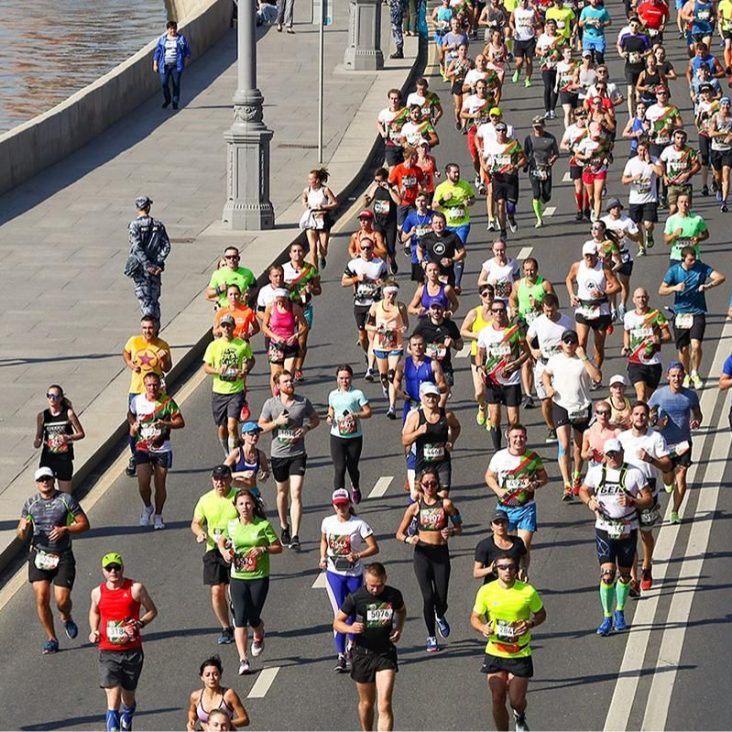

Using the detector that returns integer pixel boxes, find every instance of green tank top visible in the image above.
[517,277,546,317]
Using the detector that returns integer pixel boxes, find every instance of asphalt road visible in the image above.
[1,6,730,730]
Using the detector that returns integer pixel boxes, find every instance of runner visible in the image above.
[469,554,546,732]
[446,43,472,131]
[708,96,732,211]
[127,372,185,529]
[399,104,440,150]
[212,284,260,341]
[33,385,85,494]
[320,489,379,672]
[478,238,521,305]
[523,116,559,228]
[186,656,249,731]
[648,362,703,523]
[477,299,531,450]
[401,193,434,282]
[416,212,466,288]
[258,370,320,550]
[190,465,239,645]
[376,90,409,169]
[300,167,338,270]
[327,365,372,502]
[17,468,89,654]
[662,192,709,262]
[579,0,612,63]
[473,509,528,583]
[485,423,549,576]
[396,469,462,652]
[659,129,701,215]
[560,107,591,221]
[256,265,285,323]
[542,330,600,499]
[349,211,388,261]
[261,290,308,394]
[556,45,581,129]
[406,77,444,125]
[225,421,270,499]
[574,121,613,222]
[579,440,652,635]
[621,138,663,254]
[203,315,254,456]
[217,489,283,674]
[333,562,406,732]
[622,287,672,400]
[536,19,564,120]
[511,0,539,87]
[89,553,158,732]
[363,168,401,265]
[206,247,256,309]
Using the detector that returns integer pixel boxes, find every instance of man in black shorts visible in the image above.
[258,371,320,551]
[17,467,90,654]
[470,554,546,732]
[334,562,406,732]
[473,510,528,583]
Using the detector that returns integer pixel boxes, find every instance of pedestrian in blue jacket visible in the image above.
[153,21,192,110]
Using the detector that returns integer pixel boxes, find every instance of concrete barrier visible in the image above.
[0,0,232,197]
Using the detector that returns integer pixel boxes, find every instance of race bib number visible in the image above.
[356,283,377,300]
[568,406,588,422]
[277,428,298,444]
[447,206,464,220]
[640,505,660,527]
[698,9,711,19]
[220,368,239,382]
[268,341,286,363]
[557,20,566,28]
[675,313,694,330]
[106,620,136,645]
[495,154,511,167]
[577,303,601,320]
[620,248,632,264]
[489,343,512,359]
[628,51,641,64]
[414,225,430,238]
[598,516,627,538]
[495,619,519,641]
[523,310,539,325]
[366,606,394,626]
[332,556,355,571]
[140,423,162,442]
[377,327,397,349]
[426,342,447,360]
[636,179,651,194]
[233,550,258,573]
[423,442,446,461]
[34,550,60,571]
[337,413,358,436]
[495,281,513,299]
[403,176,417,188]
[373,200,390,215]
[532,167,549,180]
[46,434,69,454]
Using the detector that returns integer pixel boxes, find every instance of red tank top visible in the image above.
[98,578,142,651]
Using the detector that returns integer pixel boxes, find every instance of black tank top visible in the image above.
[371,184,396,226]
[41,408,74,460]
[416,407,450,466]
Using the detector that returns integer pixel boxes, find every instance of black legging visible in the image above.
[330,434,363,490]
[413,542,451,636]
[542,69,558,113]
[229,576,269,628]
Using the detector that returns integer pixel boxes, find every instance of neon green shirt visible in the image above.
[663,212,708,261]
[225,516,279,580]
[208,266,256,307]
[433,180,475,226]
[546,6,575,40]
[193,488,238,550]
[203,338,253,394]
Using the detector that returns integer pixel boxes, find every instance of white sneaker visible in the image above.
[139,505,154,527]
[153,514,165,530]
[252,633,265,657]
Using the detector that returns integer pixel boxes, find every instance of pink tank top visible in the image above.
[270,303,296,339]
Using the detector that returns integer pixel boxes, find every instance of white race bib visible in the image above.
[34,550,60,571]
[675,313,694,330]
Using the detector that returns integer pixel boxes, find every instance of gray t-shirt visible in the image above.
[260,394,317,458]
[524,132,559,170]
[21,491,84,553]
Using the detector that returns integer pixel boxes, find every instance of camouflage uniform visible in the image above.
[390,0,407,51]
[128,214,171,320]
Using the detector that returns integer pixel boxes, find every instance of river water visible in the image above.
[0,1,167,134]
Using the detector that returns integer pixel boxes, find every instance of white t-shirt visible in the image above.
[617,428,669,489]
[257,284,277,312]
[622,156,658,204]
[601,214,638,260]
[527,313,574,359]
[480,257,520,301]
[464,68,490,91]
[462,94,492,121]
[345,257,388,306]
[586,81,623,105]
[477,326,523,386]
[320,515,374,577]
[584,463,646,530]
[377,108,404,145]
[487,449,544,507]
[513,7,536,41]
[476,121,516,149]
[544,352,592,411]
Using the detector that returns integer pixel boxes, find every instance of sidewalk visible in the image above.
[0,4,423,570]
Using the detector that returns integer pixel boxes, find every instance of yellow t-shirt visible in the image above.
[472,579,543,658]
[720,0,732,30]
[545,6,575,40]
[124,336,171,394]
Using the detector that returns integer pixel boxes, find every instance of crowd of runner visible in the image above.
[14,0,732,730]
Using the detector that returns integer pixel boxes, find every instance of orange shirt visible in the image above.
[214,304,257,340]
[389,163,426,206]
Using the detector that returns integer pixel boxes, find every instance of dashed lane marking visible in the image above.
[368,476,393,499]
[543,206,556,217]
[457,343,472,358]
[517,247,533,260]
[562,171,571,183]
[248,666,280,698]
[312,572,327,589]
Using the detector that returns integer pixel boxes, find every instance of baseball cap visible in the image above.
[240,421,263,435]
[561,329,579,344]
[135,195,153,209]
[211,464,232,477]
[532,115,545,127]
[219,313,235,325]
[489,106,502,116]
[722,96,732,105]
[332,489,351,505]
[494,122,508,132]
[273,288,290,299]
[358,210,374,220]
[34,467,55,481]
[606,197,623,211]
[582,49,592,57]
[604,438,623,454]
[667,360,685,372]
[582,241,598,256]
[699,83,713,93]
[102,552,124,568]
[491,509,509,523]
[609,374,627,386]
[420,382,440,397]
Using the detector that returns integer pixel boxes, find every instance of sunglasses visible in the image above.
[224,254,240,260]
[480,290,492,297]
[361,246,373,251]
[422,480,438,487]
[36,476,54,483]
[495,563,517,571]
[491,308,506,313]
[47,393,62,400]
[595,409,611,416]
[104,564,122,572]
[492,519,507,525]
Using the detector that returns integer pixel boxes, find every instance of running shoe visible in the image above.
[611,308,618,323]
[435,613,451,638]
[512,69,520,83]
[386,406,397,420]
[351,487,362,504]
[381,381,389,399]
[390,259,398,275]
[120,704,136,732]
[500,228,508,240]
[591,379,602,391]
[252,633,265,657]
[640,568,653,591]
[534,218,543,228]
[293,369,304,383]
[670,511,681,524]
[513,710,530,732]
[42,638,59,654]
[618,304,626,320]
[476,407,487,426]
[509,218,518,233]
[596,617,613,636]
[690,371,703,389]
[722,203,728,213]
[281,525,291,546]
[426,636,440,653]
[571,475,582,496]
[139,505,154,527]
[583,209,592,222]
[290,534,301,551]
[319,256,327,270]
[106,710,121,732]
[403,243,411,257]
[455,120,462,131]
[487,219,496,231]
[238,658,251,675]
[521,395,535,409]
[524,78,532,88]
[125,456,136,477]
[682,374,691,388]
[217,627,234,645]
[545,429,557,443]
[364,368,375,382]
[646,232,654,248]
[562,487,573,502]
[701,184,709,197]
[637,246,646,257]
[334,653,348,673]
[613,610,629,632]
[629,579,640,598]
[474,173,481,188]
[575,211,583,222]
[153,515,165,530]
[63,618,78,640]
[664,482,674,493]
[478,182,487,195]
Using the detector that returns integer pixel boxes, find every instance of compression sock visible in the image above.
[489,427,502,451]
[120,704,136,728]
[575,191,583,212]
[615,579,631,611]
[506,200,517,218]
[128,435,136,454]
[600,582,614,616]
[106,710,120,732]
[532,199,543,221]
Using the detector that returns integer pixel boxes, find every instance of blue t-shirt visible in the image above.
[648,386,699,445]
[402,210,434,265]
[662,260,713,314]
[328,388,369,438]
[580,6,610,39]
[723,354,732,403]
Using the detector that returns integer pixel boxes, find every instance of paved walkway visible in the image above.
[0,4,420,563]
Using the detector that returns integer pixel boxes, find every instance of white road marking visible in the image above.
[603,320,732,731]
[562,171,571,182]
[312,572,327,589]
[457,343,472,358]
[368,476,393,499]
[543,206,556,217]
[517,247,533,260]
[247,666,280,698]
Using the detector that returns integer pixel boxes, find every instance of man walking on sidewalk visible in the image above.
[277,0,295,33]
[152,20,191,110]
[390,0,408,58]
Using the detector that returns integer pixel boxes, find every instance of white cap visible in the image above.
[273,288,290,299]
[420,382,440,397]
[34,467,55,481]
[604,438,623,454]
[582,241,598,256]
[609,374,627,386]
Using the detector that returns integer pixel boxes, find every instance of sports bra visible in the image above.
[420,281,449,312]
[196,688,234,724]
[235,446,260,474]
[417,498,448,532]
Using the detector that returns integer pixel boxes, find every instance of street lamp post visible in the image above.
[222,0,274,230]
